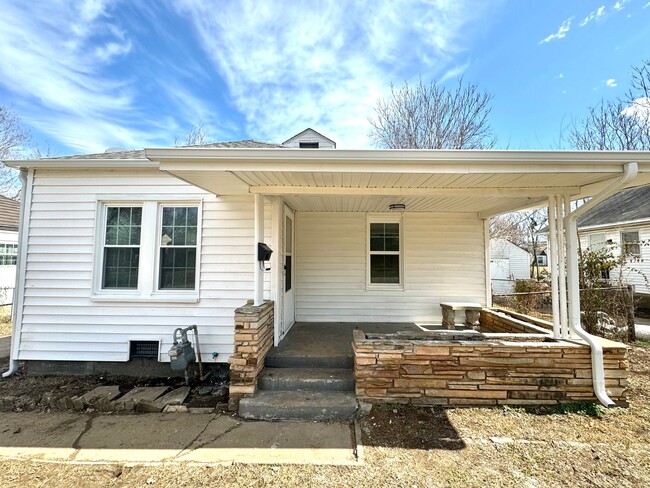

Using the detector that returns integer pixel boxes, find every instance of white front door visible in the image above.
[281,205,295,338]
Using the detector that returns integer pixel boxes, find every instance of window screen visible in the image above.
[369,222,400,284]
[159,206,198,289]
[102,206,141,289]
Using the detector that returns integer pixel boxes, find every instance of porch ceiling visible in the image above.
[148,148,650,216]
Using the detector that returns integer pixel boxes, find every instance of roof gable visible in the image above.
[282,128,336,148]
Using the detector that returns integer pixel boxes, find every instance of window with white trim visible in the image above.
[95,200,201,301]
[0,243,18,266]
[588,233,606,251]
[367,216,402,287]
[159,206,198,289]
[102,206,142,289]
[621,231,640,258]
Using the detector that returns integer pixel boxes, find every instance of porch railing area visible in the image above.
[353,310,628,407]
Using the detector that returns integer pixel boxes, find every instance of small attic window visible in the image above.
[299,142,319,148]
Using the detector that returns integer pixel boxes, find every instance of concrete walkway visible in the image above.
[0,412,359,465]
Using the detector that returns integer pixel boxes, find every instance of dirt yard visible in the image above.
[1,344,649,487]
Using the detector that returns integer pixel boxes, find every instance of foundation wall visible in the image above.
[353,331,627,407]
[228,300,274,410]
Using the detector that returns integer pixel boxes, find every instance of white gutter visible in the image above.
[3,169,31,378]
[565,162,639,407]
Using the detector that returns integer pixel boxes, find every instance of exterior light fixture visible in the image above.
[389,203,406,210]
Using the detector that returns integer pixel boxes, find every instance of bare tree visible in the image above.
[369,77,497,149]
[566,60,650,150]
[175,122,210,147]
[0,105,31,198]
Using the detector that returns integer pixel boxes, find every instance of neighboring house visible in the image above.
[489,238,532,294]
[3,136,650,412]
[577,185,650,295]
[0,195,20,305]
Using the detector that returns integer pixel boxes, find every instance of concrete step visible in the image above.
[258,368,355,392]
[239,390,358,421]
[264,353,353,369]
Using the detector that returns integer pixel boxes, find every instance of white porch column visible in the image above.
[564,195,580,337]
[254,193,265,306]
[548,197,560,339]
[557,195,569,338]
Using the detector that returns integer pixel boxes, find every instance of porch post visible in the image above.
[564,195,580,338]
[254,193,264,306]
[548,197,560,339]
[557,195,569,338]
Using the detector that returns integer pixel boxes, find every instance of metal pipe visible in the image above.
[3,170,28,379]
[548,197,560,339]
[565,162,638,407]
[190,325,204,380]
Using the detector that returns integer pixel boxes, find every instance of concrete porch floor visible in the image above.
[266,322,422,367]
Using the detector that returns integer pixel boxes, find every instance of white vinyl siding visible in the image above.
[580,226,650,294]
[19,169,270,363]
[295,212,485,323]
[489,238,533,294]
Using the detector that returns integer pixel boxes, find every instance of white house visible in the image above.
[577,185,650,295]
[489,238,532,294]
[3,134,650,411]
[0,195,20,305]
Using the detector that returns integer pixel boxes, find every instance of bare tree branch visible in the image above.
[369,77,497,149]
[175,122,211,147]
[565,60,650,150]
[0,105,31,199]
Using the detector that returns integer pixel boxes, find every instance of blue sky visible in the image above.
[1,0,649,155]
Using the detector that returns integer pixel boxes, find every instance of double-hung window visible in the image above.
[159,206,198,289]
[102,206,142,289]
[95,200,201,301]
[621,231,641,259]
[367,216,402,288]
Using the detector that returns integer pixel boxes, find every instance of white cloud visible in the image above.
[539,18,572,44]
[0,0,160,152]
[173,0,492,148]
[645,2,650,9]
[556,73,565,79]
[622,97,650,121]
[613,0,628,10]
[606,78,618,87]
[579,6,606,26]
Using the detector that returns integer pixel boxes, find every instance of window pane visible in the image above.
[103,248,139,289]
[131,207,142,225]
[174,207,187,226]
[106,207,118,225]
[187,207,198,226]
[622,231,640,256]
[285,216,293,254]
[370,254,400,284]
[370,222,399,251]
[159,248,196,289]
[162,207,174,226]
[589,233,606,251]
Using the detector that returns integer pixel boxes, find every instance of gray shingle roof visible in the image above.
[578,185,650,228]
[50,140,285,160]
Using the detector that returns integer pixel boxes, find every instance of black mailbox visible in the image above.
[258,242,273,261]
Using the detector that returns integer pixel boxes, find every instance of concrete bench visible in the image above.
[440,302,483,330]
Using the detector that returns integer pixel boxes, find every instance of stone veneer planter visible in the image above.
[353,329,628,407]
[228,300,274,411]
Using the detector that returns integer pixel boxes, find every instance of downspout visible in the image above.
[565,161,638,406]
[3,169,28,378]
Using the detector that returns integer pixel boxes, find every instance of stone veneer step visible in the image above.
[258,367,355,392]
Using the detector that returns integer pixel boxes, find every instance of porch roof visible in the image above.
[147,148,650,216]
[8,148,650,217]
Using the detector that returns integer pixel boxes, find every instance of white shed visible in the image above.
[489,238,532,294]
